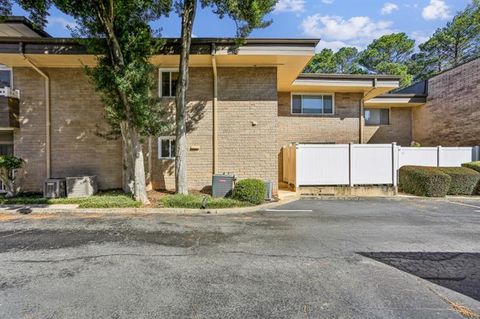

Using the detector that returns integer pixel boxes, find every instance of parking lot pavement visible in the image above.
[0,198,479,318]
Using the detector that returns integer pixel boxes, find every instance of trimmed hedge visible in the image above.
[462,161,480,194]
[232,179,266,205]
[399,166,451,197]
[437,167,480,195]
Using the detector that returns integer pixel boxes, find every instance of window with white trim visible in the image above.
[159,69,179,97]
[364,108,390,126]
[291,94,334,115]
[158,136,176,159]
[0,65,12,88]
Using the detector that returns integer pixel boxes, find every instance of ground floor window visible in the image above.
[364,108,390,126]
[0,131,13,155]
[158,136,175,159]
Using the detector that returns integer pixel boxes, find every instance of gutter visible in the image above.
[20,50,51,179]
[211,44,218,174]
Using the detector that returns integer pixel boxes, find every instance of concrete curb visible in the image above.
[0,196,300,216]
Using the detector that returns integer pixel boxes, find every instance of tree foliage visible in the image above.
[0,155,24,197]
[3,0,173,203]
[305,1,480,87]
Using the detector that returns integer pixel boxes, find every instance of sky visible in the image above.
[12,0,472,51]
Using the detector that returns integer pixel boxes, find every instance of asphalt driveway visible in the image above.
[0,198,479,318]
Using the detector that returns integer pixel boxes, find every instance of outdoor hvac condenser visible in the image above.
[212,174,235,198]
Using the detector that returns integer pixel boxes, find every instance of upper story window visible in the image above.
[291,94,334,115]
[364,108,390,126]
[0,66,12,88]
[159,69,179,98]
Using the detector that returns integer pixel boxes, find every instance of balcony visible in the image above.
[0,87,20,128]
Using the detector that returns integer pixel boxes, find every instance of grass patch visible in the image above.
[159,194,252,209]
[0,190,141,208]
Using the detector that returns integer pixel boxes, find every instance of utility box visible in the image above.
[44,178,66,198]
[212,174,235,198]
[66,176,98,198]
[264,181,273,201]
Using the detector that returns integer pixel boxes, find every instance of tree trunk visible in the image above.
[0,169,17,198]
[175,0,197,195]
[120,121,150,204]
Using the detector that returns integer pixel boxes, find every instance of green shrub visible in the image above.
[438,167,480,195]
[399,166,451,197]
[159,194,250,209]
[232,179,266,205]
[462,162,480,194]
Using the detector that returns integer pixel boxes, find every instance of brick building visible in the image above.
[0,17,478,193]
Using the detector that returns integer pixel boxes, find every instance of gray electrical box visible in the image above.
[66,176,98,198]
[212,174,235,198]
[44,178,66,198]
[264,181,273,201]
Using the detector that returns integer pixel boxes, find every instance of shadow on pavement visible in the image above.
[359,252,480,301]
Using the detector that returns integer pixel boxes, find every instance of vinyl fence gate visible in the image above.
[283,143,480,188]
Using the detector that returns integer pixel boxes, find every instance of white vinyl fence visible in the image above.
[283,143,480,187]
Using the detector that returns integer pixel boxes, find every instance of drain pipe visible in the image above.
[360,78,378,144]
[211,44,218,174]
[21,54,51,179]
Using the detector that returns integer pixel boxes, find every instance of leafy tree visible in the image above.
[416,0,480,79]
[3,0,172,203]
[358,33,415,86]
[0,155,24,197]
[173,0,276,194]
[305,48,336,73]
[335,47,364,74]
[305,47,364,74]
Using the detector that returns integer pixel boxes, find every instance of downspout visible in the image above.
[360,77,378,144]
[20,51,51,179]
[211,44,218,174]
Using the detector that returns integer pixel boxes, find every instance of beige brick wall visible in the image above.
[13,68,123,192]
[277,92,362,181]
[150,67,213,191]
[413,58,480,146]
[364,107,412,146]
[151,67,278,191]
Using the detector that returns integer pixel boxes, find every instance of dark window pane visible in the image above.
[161,72,170,97]
[0,70,11,88]
[170,140,176,158]
[380,109,390,125]
[302,95,322,114]
[171,72,179,97]
[292,95,302,113]
[161,139,170,158]
[0,145,13,156]
[323,95,333,114]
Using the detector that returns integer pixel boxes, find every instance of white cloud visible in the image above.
[381,3,399,15]
[411,31,432,45]
[322,0,335,4]
[422,0,450,20]
[301,15,394,50]
[48,16,78,30]
[274,0,305,13]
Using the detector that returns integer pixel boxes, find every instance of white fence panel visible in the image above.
[297,144,349,186]
[398,147,438,167]
[352,144,393,185]
[439,147,473,167]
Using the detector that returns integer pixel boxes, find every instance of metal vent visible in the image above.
[44,178,66,198]
[66,176,98,198]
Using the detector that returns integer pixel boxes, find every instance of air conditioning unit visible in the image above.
[212,173,235,198]
[66,176,98,198]
[264,181,273,201]
[44,178,66,198]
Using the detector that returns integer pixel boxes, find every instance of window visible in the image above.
[0,66,12,88]
[291,94,334,115]
[160,69,179,97]
[158,137,175,159]
[0,131,13,156]
[364,108,390,125]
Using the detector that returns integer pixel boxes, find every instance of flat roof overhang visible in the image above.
[0,37,318,90]
[365,93,427,107]
[288,73,401,99]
